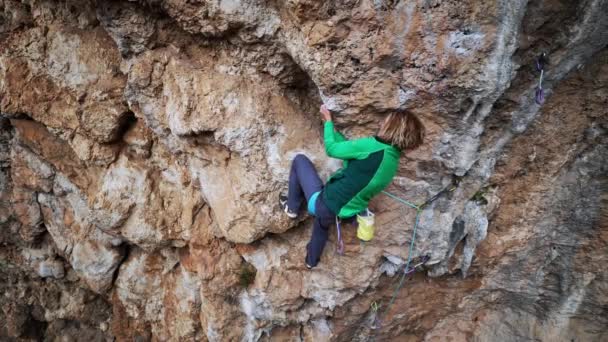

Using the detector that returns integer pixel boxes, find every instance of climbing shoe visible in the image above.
[279,193,298,219]
[304,255,313,269]
[304,244,316,269]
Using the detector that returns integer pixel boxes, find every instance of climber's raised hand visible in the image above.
[320,104,332,122]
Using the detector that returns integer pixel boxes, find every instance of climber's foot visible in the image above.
[304,256,313,269]
[304,245,316,269]
[279,193,298,219]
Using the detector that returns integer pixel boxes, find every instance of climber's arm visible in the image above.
[333,129,347,143]
[324,121,371,160]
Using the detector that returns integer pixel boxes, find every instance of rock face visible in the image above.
[1,0,606,341]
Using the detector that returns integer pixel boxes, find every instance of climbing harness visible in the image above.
[535,52,548,105]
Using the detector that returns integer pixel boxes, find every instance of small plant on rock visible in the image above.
[238,262,256,288]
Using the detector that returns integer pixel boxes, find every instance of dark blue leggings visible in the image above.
[287,154,335,267]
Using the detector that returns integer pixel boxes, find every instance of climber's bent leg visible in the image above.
[306,199,335,267]
[287,154,323,212]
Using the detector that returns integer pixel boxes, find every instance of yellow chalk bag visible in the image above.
[356,209,375,242]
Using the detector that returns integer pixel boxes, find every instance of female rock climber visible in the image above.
[280,104,425,268]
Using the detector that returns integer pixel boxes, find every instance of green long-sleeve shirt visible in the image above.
[322,121,401,218]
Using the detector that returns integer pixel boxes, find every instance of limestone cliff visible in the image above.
[0,0,606,341]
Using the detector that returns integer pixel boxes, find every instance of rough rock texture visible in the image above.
[1,0,606,341]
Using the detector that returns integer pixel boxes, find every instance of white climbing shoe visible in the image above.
[279,194,298,219]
